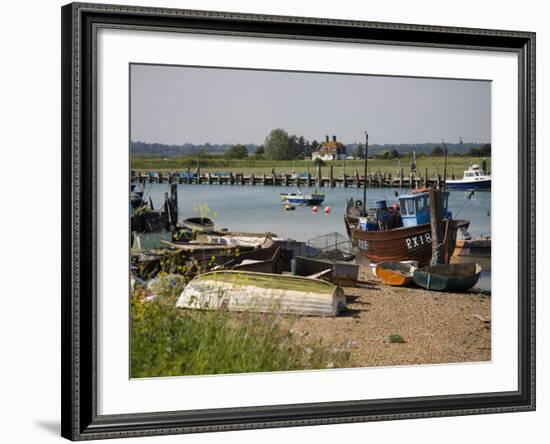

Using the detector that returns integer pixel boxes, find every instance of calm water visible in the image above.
[141,184,491,291]
[141,184,491,241]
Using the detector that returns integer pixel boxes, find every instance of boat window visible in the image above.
[399,199,407,215]
[416,196,425,213]
[405,199,415,215]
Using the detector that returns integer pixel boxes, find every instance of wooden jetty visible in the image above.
[130,168,447,189]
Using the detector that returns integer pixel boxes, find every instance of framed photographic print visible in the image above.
[61,2,536,440]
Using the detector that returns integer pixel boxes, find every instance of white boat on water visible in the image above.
[446,164,491,191]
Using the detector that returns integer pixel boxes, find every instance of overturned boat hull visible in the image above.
[177,271,346,317]
[412,263,482,292]
[375,261,417,287]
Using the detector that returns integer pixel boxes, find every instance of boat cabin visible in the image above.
[463,165,488,180]
[399,191,450,227]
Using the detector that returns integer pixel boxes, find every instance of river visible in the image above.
[140,184,491,291]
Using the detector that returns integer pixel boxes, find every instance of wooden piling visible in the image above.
[429,188,445,265]
[316,163,322,188]
[329,165,334,187]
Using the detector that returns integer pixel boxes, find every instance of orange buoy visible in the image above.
[312,206,318,213]
[324,206,331,214]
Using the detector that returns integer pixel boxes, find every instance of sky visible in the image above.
[130,64,491,146]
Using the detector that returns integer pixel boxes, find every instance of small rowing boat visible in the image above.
[375,261,418,287]
[176,270,346,317]
[182,217,215,233]
[412,263,482,292]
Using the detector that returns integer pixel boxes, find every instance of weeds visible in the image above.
[130,276,352,378]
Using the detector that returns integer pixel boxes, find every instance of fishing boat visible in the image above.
[450,236,491,270]
[176,270,346,317]
[182,217,215,233]
[446,164,491,191]
[412,263,482,291]
[345,193,469,266]
[280,189,325,206]
[375,261,417,287]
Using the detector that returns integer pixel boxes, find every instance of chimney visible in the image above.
[332,135,337,142]
[325,135,329,142]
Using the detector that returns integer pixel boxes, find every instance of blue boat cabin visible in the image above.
[399,191,451,227]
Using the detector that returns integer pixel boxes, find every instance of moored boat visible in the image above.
[412,263,482,291]
[346,193,469,266]
[182,217,215,233]
[375,261,417,286]
[450,236,491,271]
[176,270,346,316]
[281,189,324,206]
[446,164,491,191]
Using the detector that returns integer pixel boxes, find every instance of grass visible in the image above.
[130,274,352,378]
[387,334,406,344]
[131,155,490,179]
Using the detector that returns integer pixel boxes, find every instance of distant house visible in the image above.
[312,135,347,161]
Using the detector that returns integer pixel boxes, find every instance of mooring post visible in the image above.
[316,163,322,188]
[329,164,334,187]
[429,188,445,265]
[250,173,255,185]
[399,168,404,188]
[343,173,348,188]
[170,183,178,227]
[424,167,428,187]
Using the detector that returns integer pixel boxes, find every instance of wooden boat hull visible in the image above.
[176,271,346,317]
[350,219,469,266]
[182,217,215,233]
[450,238,491,271]
[220,241,282,274]
[412,263,482,292]
[295,256,359,287]
[375,261,416,286]
[352,223,433,265]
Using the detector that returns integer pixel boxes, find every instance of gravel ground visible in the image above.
[291,265,491,367]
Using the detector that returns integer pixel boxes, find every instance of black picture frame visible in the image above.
[61,2,536,440]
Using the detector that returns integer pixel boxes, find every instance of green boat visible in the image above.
[412,263,482,292]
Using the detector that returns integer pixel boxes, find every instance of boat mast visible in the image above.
[363,131,369,216]
[442,140,448,192]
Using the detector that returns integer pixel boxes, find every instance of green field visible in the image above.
[131,155,491,179]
